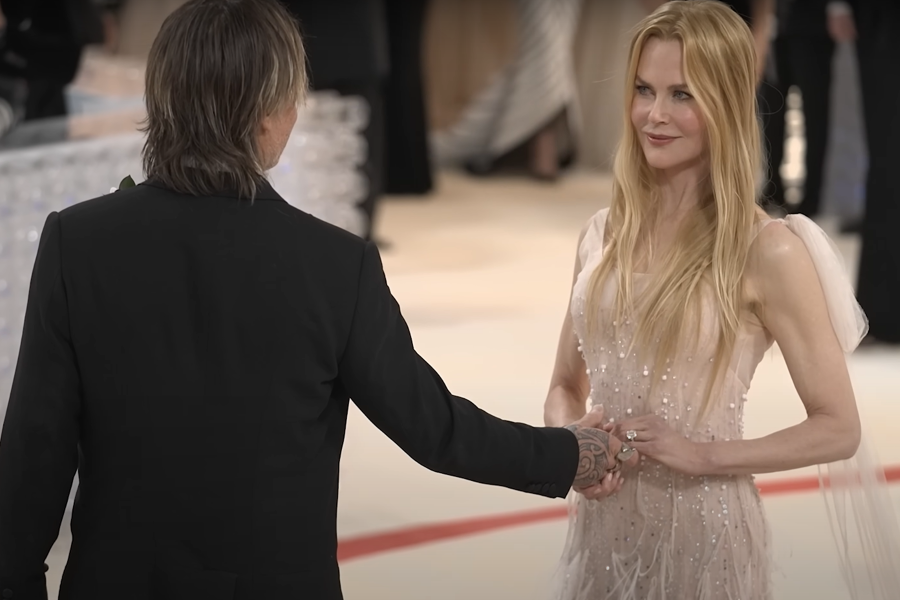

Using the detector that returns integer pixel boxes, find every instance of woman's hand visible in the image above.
[574,470,624,501]
[612,415,709,477]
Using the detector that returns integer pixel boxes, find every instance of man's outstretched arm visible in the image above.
[338,242,619,498]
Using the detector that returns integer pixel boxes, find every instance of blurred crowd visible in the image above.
[0,0,896,343]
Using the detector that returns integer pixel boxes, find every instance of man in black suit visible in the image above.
[279,0,388,243]
[0,2,630,599]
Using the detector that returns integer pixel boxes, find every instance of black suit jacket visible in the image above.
[0,180,578,600]
[279,0,389,88]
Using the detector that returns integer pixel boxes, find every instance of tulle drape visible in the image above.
[785,214,900,600]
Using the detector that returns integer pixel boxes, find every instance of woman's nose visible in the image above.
[648,98,670,124]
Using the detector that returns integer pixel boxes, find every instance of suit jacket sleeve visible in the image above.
[338,242,578,498]
[0,212,81,600]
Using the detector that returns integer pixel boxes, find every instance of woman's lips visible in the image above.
[646,133,677,145]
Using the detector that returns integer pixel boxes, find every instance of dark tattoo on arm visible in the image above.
[566,425,612,488]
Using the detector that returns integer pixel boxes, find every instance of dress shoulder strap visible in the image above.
[577,207,610,269]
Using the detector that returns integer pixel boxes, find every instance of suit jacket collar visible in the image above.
[142,175,286,202]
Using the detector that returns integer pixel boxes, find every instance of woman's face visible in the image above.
[631,38,707,175]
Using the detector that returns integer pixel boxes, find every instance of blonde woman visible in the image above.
[543,2,891,598]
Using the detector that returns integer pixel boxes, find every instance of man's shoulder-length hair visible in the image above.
[142,0,308,199]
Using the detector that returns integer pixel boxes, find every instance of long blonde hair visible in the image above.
[585,0,763,418]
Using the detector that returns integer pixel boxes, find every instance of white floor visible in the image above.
[45,170,899,599]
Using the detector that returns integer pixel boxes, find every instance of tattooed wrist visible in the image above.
[566,425,612,488]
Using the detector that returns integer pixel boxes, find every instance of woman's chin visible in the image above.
[642,154,695,173]
[644,157,673,170]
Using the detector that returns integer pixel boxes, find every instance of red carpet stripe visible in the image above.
[337,464,900,562]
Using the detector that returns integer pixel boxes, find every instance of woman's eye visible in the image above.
[674,90,692,100]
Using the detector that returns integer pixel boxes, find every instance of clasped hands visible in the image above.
[567,406,708,501]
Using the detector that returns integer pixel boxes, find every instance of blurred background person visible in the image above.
[280,0,390,245]
[93,0,127,54]
[846,0,900,345]
[760,0,838,218]
[0,0,104,121]
[383,0,434,196]
[0,7,25,138]
[430,0,584,182]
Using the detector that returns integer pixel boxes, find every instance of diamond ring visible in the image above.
[625,429,638,442]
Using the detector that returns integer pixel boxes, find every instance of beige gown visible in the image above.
[551,207,778,600]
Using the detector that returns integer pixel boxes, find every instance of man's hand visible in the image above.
[565,405,633,488]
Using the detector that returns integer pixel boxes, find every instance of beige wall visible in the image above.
[115,0,189,59]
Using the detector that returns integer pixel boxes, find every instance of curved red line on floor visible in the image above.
[337,464,900,562]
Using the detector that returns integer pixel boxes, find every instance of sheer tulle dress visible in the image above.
[549,207,887,600]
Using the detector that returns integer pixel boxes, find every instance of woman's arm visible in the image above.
[615,222,861,476]
[701,221,861,474]
[543,225,591,428]
[544,222,632,499]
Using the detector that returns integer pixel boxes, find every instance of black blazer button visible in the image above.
[2,588,13,598]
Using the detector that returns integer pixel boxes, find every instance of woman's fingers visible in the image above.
[630,440,657,458]
[579,482,604,500]
[583,471,623,500]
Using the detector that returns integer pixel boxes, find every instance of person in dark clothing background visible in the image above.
[382,0,433,196]
[0,0,104,121]
[760,0,838,218]
[279,0,389,243]
[842,0,900,345]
